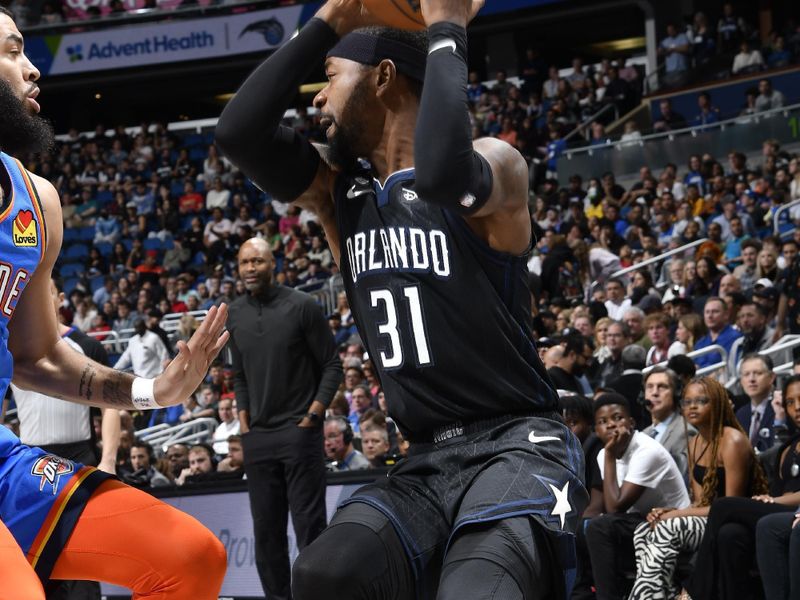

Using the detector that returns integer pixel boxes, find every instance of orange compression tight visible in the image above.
[0,519,45,600]
[50,479,227,600]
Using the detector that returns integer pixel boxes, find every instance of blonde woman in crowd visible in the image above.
[176,313,200,344]
[594,317,613,363]
[669,313,706,358]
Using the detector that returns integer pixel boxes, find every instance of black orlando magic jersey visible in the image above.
[334,167,558,439]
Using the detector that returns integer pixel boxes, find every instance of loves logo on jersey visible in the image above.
[31,455,74,495]
[12,209,38,247]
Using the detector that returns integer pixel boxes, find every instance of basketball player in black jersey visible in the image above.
[216,1,587,598]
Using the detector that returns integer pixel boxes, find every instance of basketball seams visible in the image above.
[390,0,424,24]
[362,0,426,29]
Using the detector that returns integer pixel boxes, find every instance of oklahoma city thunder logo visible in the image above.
[31,455,74,495]
[12,209,38,247]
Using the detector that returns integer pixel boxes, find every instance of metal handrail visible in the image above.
[726,335,800,388]
[135,423,172,439]
[563,103,618,144]
[643,344,728,376]
[643,61,668,96]
[773,199,800,236]
[564,101,800,158]
[85,329,123,353]
[590,237,708,291]
[136,418,219,455]
[158,430,215,453]
[774,361,796,376]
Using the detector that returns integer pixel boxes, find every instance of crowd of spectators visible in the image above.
[0,0,288,26]
[0,17,799,590]
[658,3,800,87]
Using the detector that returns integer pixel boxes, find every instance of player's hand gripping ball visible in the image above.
[361,0,425,30]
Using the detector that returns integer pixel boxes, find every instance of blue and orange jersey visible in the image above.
[0,151,47,450]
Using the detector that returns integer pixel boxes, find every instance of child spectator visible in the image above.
[585,393,690,600]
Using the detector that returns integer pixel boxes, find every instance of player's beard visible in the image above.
[0,79,54,157]
[327,78,370,175]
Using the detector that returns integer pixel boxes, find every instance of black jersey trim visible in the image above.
[374,167,416,207]
[32,468,114,584]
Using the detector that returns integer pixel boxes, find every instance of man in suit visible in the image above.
[641,366,695,480]
[736,354,778,452]
[609,345,651,429]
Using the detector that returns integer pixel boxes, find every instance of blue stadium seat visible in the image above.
[63,228,79,243]
[96,242,113,256]
[61,264,82,277]
[122,239,133,251]
[89,276,105,293]
[64,244,89,260]
[189,147,206,162]
[79,227,95,242]
[195,181,205,193]
[171,181,184,197]
[143,238,161,251]
[185,133,204,147]
[96,190,113,204]
[63,277,80,295]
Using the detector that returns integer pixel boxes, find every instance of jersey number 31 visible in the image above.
[370,286,431,369]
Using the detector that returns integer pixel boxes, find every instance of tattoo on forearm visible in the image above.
[102,370,131,408]
[79,364,97,402]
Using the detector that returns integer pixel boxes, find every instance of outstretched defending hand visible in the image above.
[153,304,230,407]
[420,0,484,27]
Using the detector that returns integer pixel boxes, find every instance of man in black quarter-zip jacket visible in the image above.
[227,237,342,600]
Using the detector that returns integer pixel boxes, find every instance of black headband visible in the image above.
[327,32,426,82]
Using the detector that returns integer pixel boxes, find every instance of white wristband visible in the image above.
[131,377,159,410]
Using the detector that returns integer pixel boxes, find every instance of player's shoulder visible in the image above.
[473,136,528,176]
[720,426,751,456]
[27,171,58,206]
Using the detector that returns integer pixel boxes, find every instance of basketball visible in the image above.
[362,0,426,31]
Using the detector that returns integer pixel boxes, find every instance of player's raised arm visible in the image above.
[215,1,376,206]
[9,176,229,411]
[414,0,531,255]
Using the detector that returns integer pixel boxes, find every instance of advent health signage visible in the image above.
[26,5,304,76]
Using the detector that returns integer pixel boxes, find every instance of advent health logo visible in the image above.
[35,5,303,76]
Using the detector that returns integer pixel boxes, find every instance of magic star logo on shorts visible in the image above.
[12,210,38,247]
[31,455,74,495]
